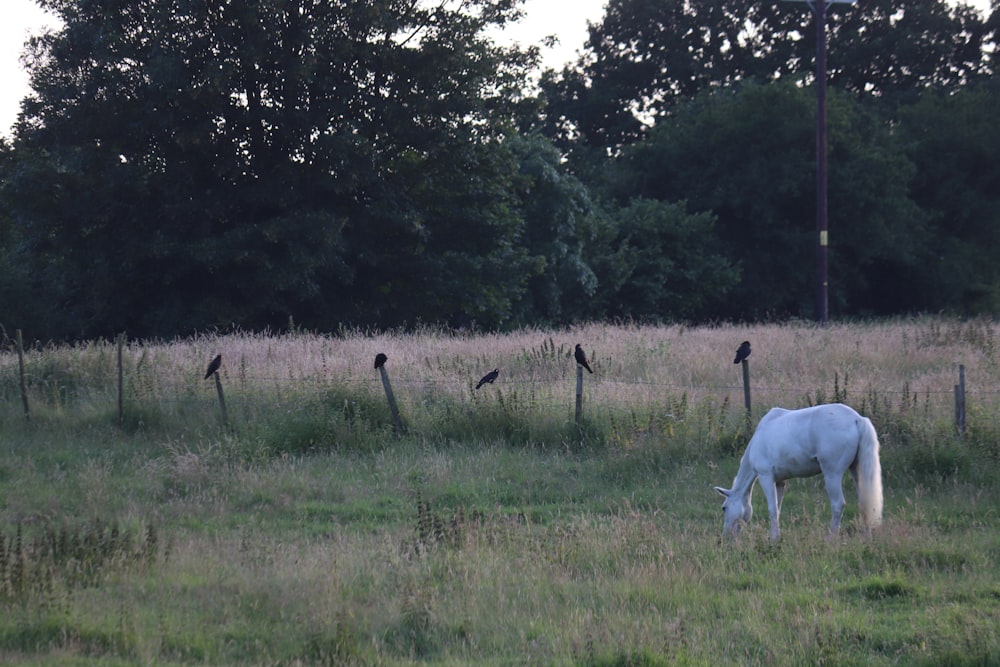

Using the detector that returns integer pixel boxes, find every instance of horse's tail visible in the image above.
[856,416,884,529]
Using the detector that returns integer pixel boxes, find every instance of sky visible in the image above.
[0,0,608,138]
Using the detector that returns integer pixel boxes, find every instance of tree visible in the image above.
[895,80,1000,313]
[540,0,796,150]
[4,0,540,338]
[505,133,603,324]
[830,0,994,100]
[598,198,739,321]
[611,81,923,319]
[540,0,994,153]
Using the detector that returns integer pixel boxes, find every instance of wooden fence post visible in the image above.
[378,366,404,435]
[575,365,584,427]
[741,358,752,428]
[116,332,125,426]
[16,329,30,421]
[954,364,966,436]
[214,372,229,429]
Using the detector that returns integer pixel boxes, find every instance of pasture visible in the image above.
[1,318,999,665]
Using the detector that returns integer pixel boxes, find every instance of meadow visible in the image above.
[0,317,998,666]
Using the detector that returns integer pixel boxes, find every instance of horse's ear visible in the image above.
[714,486,731,498]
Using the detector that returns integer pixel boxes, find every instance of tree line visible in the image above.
[0,0,997,341]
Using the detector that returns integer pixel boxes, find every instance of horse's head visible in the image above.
[714,486,752,538]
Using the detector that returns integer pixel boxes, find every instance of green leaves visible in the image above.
[604,199,739,321]
[542,0,994,152]
[894,81,1000,314]
[2,0,998,337]
[5,0,543,337]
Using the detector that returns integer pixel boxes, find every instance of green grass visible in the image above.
[0,318,999,665]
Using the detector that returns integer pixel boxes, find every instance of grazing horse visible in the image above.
[714,403,883,541]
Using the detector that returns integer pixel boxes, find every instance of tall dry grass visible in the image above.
[4,317,994,428]
[2,318,998,486]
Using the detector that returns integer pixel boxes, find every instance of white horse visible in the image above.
[714,403,883,541]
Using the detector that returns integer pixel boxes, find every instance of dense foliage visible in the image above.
[0,0,997,339]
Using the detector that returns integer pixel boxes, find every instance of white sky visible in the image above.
[0,0,608,138]
[0,0,991,138]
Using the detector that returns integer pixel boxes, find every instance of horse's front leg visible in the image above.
[760,476,782,541]
[775,480,787,512]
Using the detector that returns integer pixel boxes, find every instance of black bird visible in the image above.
[204,354,222,379]
[476,368,499,389]
[574,344,594,373]
[733,341,751,364]
[374,352,388,369]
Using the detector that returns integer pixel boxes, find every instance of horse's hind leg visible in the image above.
[824,473,847,537]
[775,480,787,512]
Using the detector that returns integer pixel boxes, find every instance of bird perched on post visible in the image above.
[574,344,594,373]
[374,352,388,369]
[733,341,751,364]
[204,354,222,379]
[476,368,499,389]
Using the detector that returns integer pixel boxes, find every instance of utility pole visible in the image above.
[814,0,829,324]
[786,0,855,324]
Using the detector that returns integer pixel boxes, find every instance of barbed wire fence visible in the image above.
[2,330,984,440]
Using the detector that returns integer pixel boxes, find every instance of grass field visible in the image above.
[1,318,999,665]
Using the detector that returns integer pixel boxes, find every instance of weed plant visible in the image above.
[0,317,998,664]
